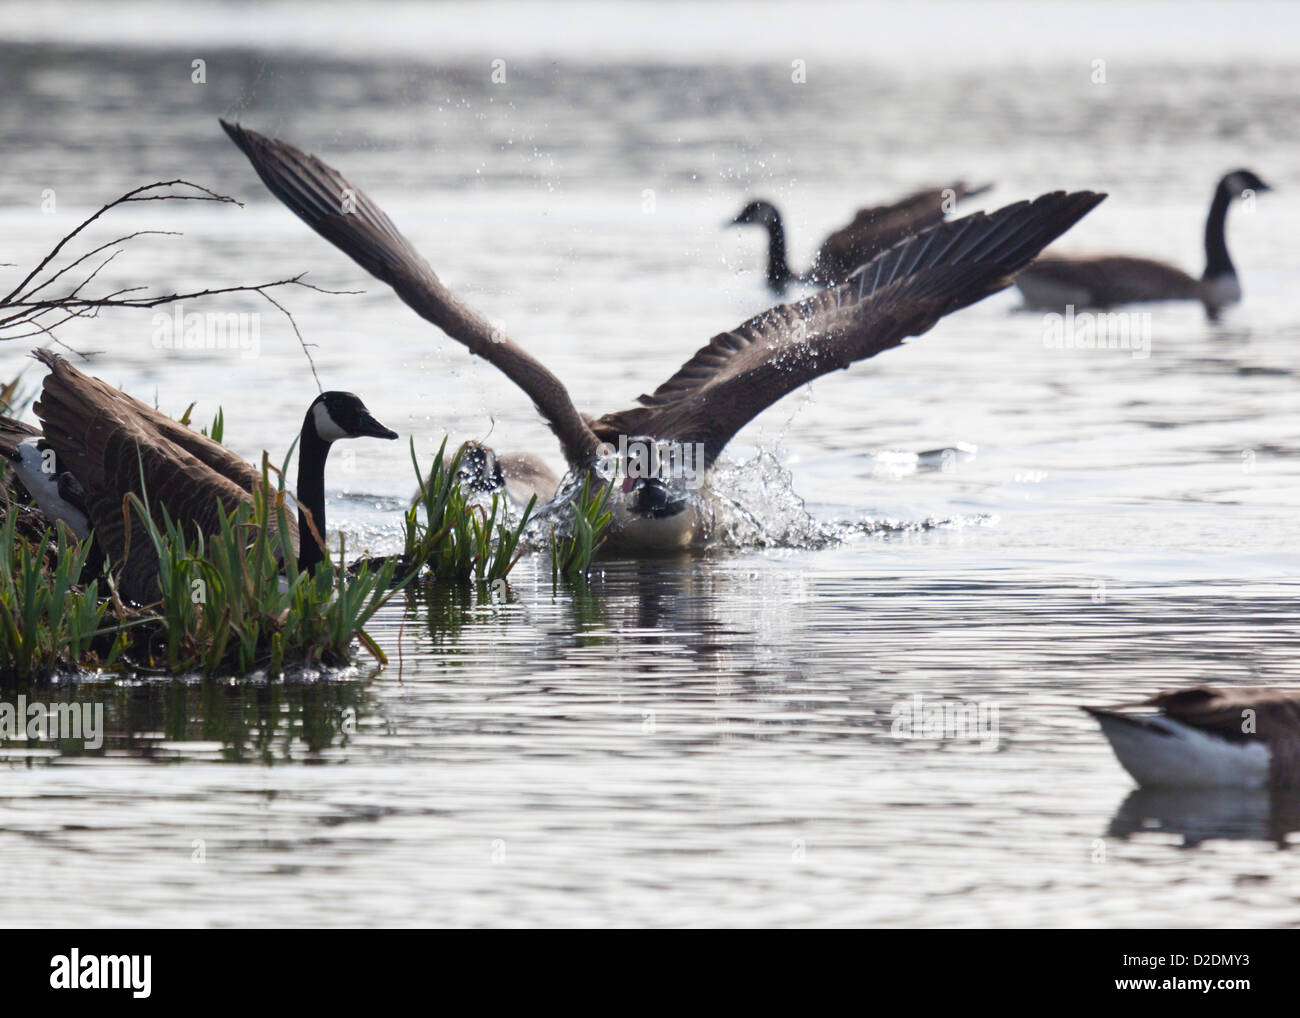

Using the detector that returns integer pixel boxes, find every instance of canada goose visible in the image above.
[0,350,397,602]
[221,120,1102,551]
[728,182,993,293]
[1015,169,1272,317]
[1083,686,1300,790]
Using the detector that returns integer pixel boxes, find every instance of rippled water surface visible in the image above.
[2,1,1299,927]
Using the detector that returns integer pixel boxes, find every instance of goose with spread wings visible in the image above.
[221,120,1103,550]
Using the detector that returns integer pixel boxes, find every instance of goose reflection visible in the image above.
[1105,787,1300,849]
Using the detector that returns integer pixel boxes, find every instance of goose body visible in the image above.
[729,182,992,293]
[1084,686,1300,790]
[0,418,91,541]
[222,120,1102,553]
[0,350,396,601]
[1016,169,1271,316]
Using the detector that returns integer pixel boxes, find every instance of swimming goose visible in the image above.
[728,182,993,293]
[221,120,1102,551]
[0,350,397,601]
[1015,169,1271,317]
[1084,685,1300,790]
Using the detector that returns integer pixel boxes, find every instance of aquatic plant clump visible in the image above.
[547,472,612,582]
[0,513,119,681]
[403,437,534,585]
[129,481,402,675]
[0,466,402,680]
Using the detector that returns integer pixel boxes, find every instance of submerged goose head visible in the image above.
[1085,685,1300,791]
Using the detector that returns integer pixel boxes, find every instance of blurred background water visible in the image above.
[1,0,1299,927]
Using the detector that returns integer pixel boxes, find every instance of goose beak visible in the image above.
[355,412,399,440]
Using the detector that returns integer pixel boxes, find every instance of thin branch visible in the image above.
[20,230,178,302]
[0,179,358,370]
[1,179,238,306]
[255,286,323,391]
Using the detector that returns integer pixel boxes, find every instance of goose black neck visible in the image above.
[296,417,331,572]
[1202,180,1236,281]
[763,210,795,291]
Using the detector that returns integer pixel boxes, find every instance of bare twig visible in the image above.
[0,179,356,376]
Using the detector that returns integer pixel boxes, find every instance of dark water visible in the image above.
[1,1,1299,926]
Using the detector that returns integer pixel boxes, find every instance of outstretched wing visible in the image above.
[221,120,602,467]
[594,191,1105,467]
[811,181,993,284]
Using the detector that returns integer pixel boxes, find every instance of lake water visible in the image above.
[1,0,1299,927]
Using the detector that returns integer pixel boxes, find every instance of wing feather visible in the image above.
[221,120,601,466]
[595,191,1105,466]
[32,352,284,603]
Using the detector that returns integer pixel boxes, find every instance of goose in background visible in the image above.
[1015,169,1272,318]
[1084,685,1300,790]
[0,349,397,602]
[221,120,1102,551]
[727,181,993,293]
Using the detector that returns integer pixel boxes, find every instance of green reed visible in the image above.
[403,438,534,584]
[0,512,121,681]
[128,475,401,675]
[550,472,612,582]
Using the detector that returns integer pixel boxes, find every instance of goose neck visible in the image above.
[1203,181,1236,281]
[764,210,795,290]
[296,421,331,572]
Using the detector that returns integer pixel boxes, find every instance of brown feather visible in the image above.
[1015,254,1202,308]
[31,351,292,603]
[595,190,1105,466]
[220,122,1102,478]
[811,182,991,285]
[221,120,602,468]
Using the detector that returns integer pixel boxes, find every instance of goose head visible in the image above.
[306,391,399,444]
[1221,168,1272,200]
[728,199,782,229]
[597,434,696,522]
[626,476,689,519]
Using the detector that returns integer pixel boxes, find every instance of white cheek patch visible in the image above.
[312,402,350,442]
